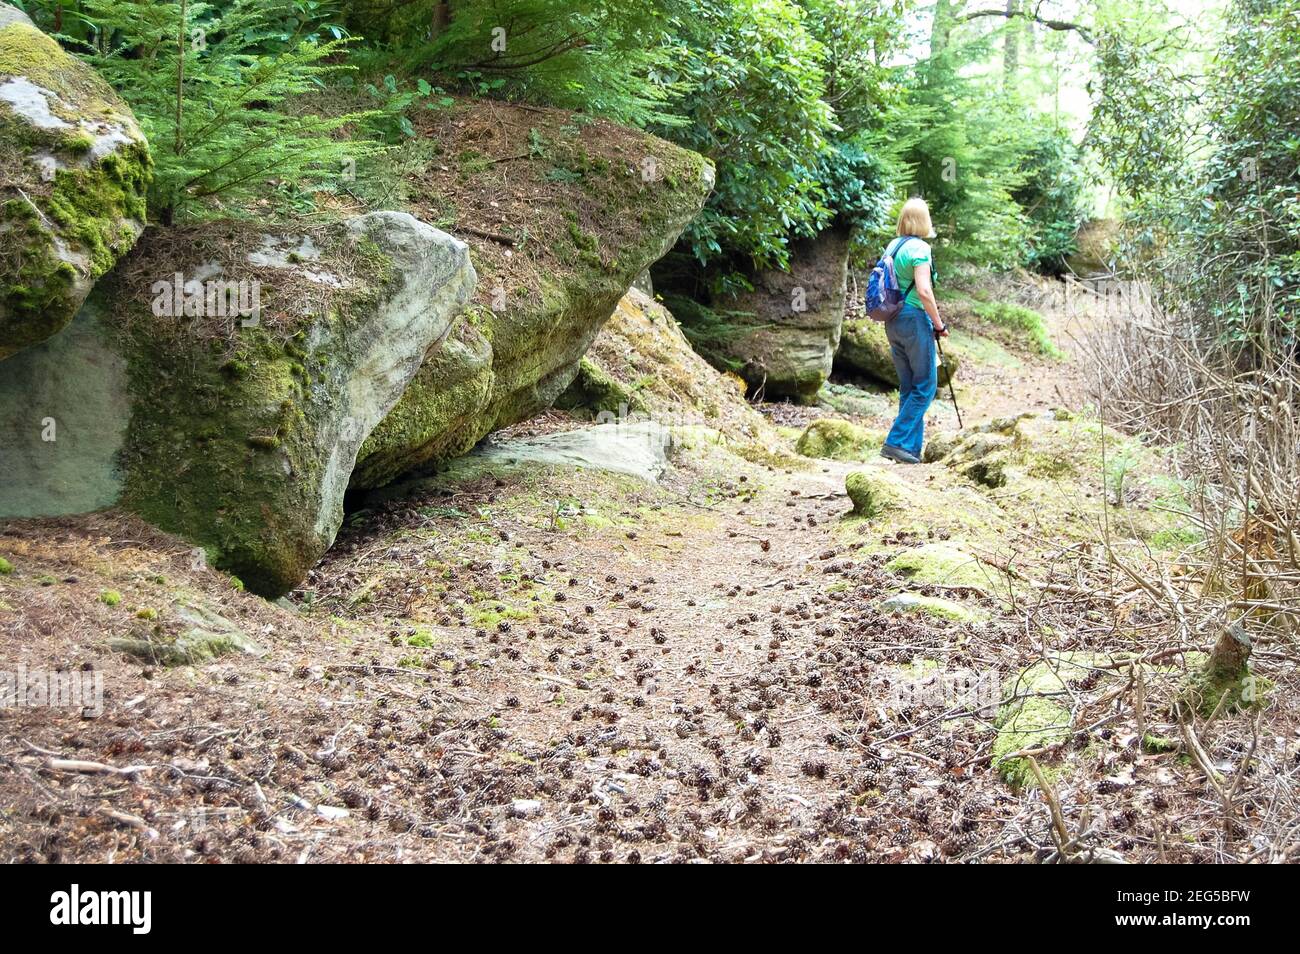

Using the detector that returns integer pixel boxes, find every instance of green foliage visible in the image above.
[1091,0,1300,345]
[64,0,380,221]
[354,73,455,143]
[659,0,834,271]
[796,0,903,134]
[896,22,1036,265]
[407,0,686,129]
[812,139,895,235]
[1013,125,1088,274]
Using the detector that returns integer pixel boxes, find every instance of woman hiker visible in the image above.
[880,197,946,465]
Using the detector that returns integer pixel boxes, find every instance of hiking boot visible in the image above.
[880,444,921,465]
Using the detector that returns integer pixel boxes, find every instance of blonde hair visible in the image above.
[896,197,933,238]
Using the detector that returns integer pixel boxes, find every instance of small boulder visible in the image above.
[797,418,883,461]
[922,415,1032,486]
[845,468,900,518]
[108,599,265,666]
[885,543,993,591]
[0,5,151,360]
[877,592,982,623]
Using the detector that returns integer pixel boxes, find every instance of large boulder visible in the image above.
[351,101,714,488]
[836,317,958,389]
[672,227,851,404]
[0,4,150,360]
[0,211,474,596]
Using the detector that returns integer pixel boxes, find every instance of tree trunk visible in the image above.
[432,0,451,37]
[932,0,955,56]
[1004,0,1020,84]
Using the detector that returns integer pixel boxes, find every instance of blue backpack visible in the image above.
[865,235,916,322]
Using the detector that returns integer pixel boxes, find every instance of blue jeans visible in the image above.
[884,304,937,457]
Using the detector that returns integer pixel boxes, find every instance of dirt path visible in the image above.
[7,286,1284,864]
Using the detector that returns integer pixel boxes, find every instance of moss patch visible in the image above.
[970,301,1061,358]
[993,655,1101,787]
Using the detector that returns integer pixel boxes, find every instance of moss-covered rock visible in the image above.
[352,102,714,486]
[0,211,475,596]
[108,598,266,666]
[877,591,982,623]
[554,288,775,448]
[656,226,851,404]
[885,543,994,590]
[992,654,1100,787]
[845,468,901,518]
[0,6,150,360]
[797,418,884,461]
[922,414,1034,486]
[836,317,958,388]
[556,354,642,417]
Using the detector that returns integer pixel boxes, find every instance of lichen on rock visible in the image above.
[556,288,779,457]
[0,5,151,360]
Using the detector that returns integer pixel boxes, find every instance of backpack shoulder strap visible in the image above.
[885,235,914,260]
[892,235,918,299]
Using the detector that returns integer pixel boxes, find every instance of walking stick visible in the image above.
[935,331,963,429]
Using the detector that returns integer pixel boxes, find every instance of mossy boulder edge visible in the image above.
[0,4,151,360]
[0,211,475,596]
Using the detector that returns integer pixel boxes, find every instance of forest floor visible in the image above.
[3,279,1297,863]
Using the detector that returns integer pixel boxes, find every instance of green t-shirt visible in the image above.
[888,236,932,309]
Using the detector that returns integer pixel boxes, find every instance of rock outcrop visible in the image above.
[664,227,850,404]
[0,211,474,596]
[555,287,772,447]
[374,420,677,499]
[351,101,714,487]
[836,317,959,389]
[0,4,150,360]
